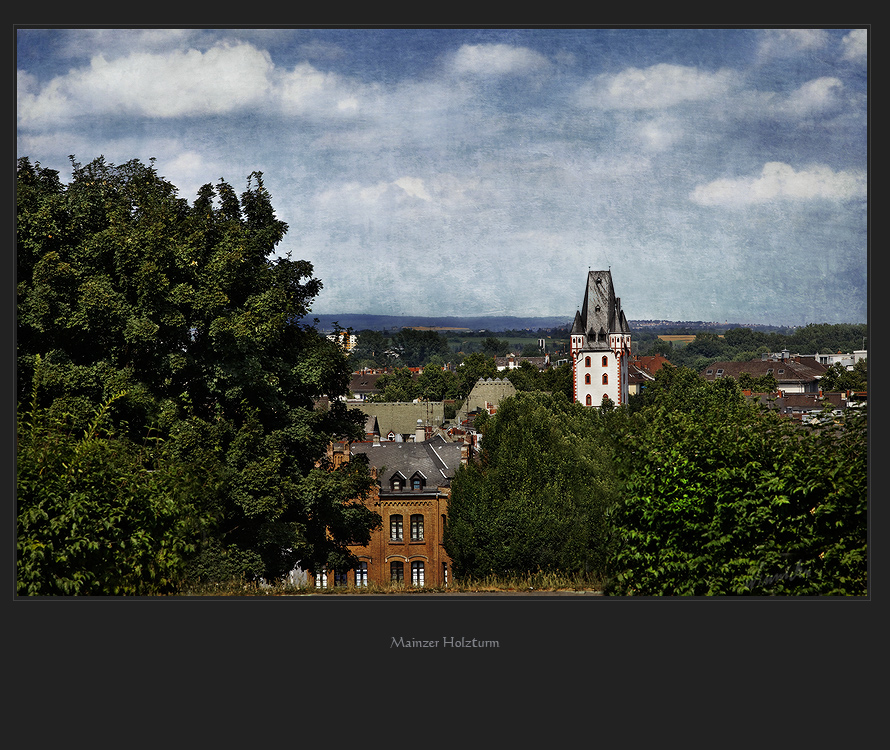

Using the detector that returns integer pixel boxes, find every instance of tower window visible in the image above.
[602,356,608,367]
[603,374,608,385]
[585,356,591,367]
[585,394,592,406]
[585,374,591,385]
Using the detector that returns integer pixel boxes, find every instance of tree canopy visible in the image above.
[444,391,622,578]
[17,156,379,592]
[608,366,867,595]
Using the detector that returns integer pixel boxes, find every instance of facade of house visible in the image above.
[458,376,517,423]
[307,434,468,589]
[570,270,631,406]
[627,354,673,396]
[495,354,550,371]
[352,400,446,442]
[700,356,829,394]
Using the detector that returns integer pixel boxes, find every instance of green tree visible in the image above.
[17,380,218,595]
[444,392,622,579]
[349,329,391,368]
[367,367,420,402]
[17,156,379,588]
[389,328,451,367]
[455,352,498,397]
[481,336,510,357]
[819,359,867,393]
[607,372,867,596]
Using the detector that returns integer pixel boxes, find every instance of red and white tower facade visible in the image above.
[570,270,631,407]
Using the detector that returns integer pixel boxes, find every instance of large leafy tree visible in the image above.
[17,156,379,590]
[444,391,622,579]
[607,368,867,596]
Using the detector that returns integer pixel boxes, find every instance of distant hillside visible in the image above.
[308,313,574,333]
[307,314,800,334]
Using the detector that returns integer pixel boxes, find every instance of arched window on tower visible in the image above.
[602,374,609,385]
[585,356,591,367]
[585,394,592,406]
[602,356,608,367]
[585,374,591,385]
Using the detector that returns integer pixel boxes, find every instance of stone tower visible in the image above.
[570,270,631,407]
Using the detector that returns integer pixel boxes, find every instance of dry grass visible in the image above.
[180,570,606,596]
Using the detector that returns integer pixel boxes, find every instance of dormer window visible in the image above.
[409,472,427,491]
[389,472,407,492]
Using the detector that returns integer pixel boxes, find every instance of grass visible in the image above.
[179,570,607,596]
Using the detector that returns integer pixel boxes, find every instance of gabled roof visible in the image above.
[701,358,829,384]
[351,434,464,492]
[573,270,630,346]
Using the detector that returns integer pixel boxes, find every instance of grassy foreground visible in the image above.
[180,571,607,596]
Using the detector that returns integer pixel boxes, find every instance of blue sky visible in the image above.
[17,27,868,326]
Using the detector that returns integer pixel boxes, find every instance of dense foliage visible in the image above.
[444,392,622,578]
[607,366,867,595]
[17,156,379,593]
[445,361,867,595]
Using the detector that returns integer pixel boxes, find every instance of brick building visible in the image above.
[308,433,469,589]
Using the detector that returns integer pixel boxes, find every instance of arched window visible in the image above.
[602,356,608,367]
[411,561,425,587]
[602,374,609,385]
[390,561,404,582]
[355,562,368,587]
[585,356,591,367]
[585,394,592,406]
[585,373,591,385]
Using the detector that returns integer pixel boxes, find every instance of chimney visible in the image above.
[415,419,425,443]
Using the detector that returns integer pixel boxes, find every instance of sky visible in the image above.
[16,27,868,327]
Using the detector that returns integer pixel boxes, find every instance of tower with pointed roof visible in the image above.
[570,270,631,407]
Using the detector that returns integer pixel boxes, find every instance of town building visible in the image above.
[570,270,632,406]
[307,434,468,589]
[495,354,550,371]
[700,355,829,394]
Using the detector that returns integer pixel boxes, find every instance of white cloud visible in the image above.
[19,42,275,126]
[580,63,736,110]
[451,43,551,77]
[756,29,830,60]
[690,162,867,207]
[782,76,844,117]
[394,176,432,202]
[841,29,867,62]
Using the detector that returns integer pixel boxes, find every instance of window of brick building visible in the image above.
[391,561,404,582]
[333,570,348,587]
[355,562,368,587]
[411,561,425,587]
[410,514,424,541]
[314,571,327,589]
[390,514,403,541]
